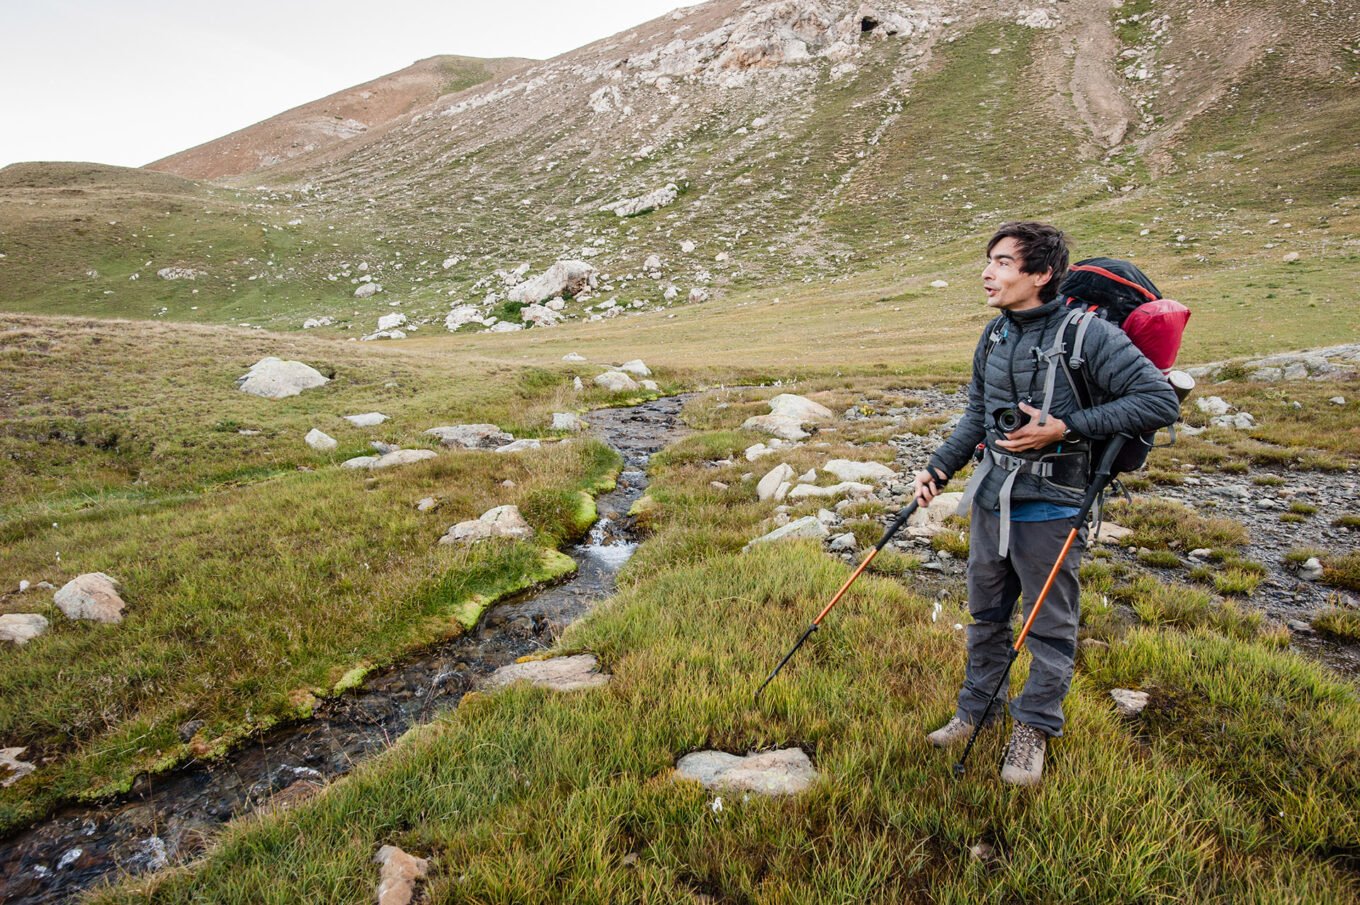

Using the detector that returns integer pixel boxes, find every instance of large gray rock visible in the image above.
[0,614,49,646]
[341,456,380,469]
[425,424,513,449]
[594,371,640,393]
[444,305,486,331]
[617,359,652,377]
[768,394,834,422]
[508,261,598,304]
[370,449,437,470]
[521,304,563,327]
[823,459,896,483]
[354,282,382,299]
[236,357,330,399]
[745,516,829,549]
[483,654,611,692]
[54,573,125,624]
[741,414,809,441]
[674,748,818,796]
[376,313,407,332]
[440,505,534,545]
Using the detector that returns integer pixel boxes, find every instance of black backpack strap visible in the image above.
[1060,309,1096,410]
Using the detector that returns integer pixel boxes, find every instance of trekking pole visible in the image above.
[952,435,1128,778]
[755,475,947,701]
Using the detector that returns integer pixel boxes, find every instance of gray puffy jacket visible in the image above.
[928,297,1181,512]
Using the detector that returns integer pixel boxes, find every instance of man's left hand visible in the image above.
[993,402,1066,452]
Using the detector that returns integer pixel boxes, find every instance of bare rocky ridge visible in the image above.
[146,55,533,180]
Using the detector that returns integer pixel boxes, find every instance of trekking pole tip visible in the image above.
[952,761,966,779]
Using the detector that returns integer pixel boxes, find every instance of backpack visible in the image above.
[1056,258,1192,475]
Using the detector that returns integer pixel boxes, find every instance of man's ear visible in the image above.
[1032,268,1053,291]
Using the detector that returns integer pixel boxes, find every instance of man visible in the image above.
[913,221,1179,785]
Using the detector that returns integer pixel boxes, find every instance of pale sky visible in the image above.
[0,0,707,169]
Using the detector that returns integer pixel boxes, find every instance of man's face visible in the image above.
[983,237,1050,311]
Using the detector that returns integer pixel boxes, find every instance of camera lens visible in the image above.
[996,408,1020,432]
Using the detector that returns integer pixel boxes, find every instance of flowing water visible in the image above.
[0,395,688,904]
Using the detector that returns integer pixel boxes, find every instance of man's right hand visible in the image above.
[913,468,948,506]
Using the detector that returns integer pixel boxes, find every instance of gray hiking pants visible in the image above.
[954,505,1086,737]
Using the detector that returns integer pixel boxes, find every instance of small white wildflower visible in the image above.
[932,602,942,623]
[710,797,724,814]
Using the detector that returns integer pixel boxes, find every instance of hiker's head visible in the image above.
[984,221,1069,310]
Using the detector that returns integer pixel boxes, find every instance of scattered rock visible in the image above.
[302,316,334,329]
[344,412,389,427]
[563,352,587,362]
[54,573,125,624]
[1079,638,1109,653]
[0,613,49,646]
[1282,252,1300,264]
[823,459,896,484]
[929,279,949,289]
[521,303,563,327]
[508,260,598,304]
[594,371,640,393]
[552,412,586,432]
[1110,688,1150,717]
[1299,557,1325,581]
[496,439,544,453]
[674,747,817,796]
[757,463,795,502]
[617,359,652,377]
[1330,396,1346,405]
[445,305,486,331]
[156,267,203,281]
[440,505,534,545]
[483,654,611,692]
[745,516,829,549]
[643,254,663,273]
[710,481,729,491]
[370,449,437,470]
[680,240,697,253]
[340,456,380,469]
[425,424,513,449]
[376,313,407,332]
[354,283,382,299]
[1196,396,1231,417]
[375,845,428,905]
[787,482,872,500]
[1288,619,1314,634]
[1,747,36,787]
[689,287,710,303]
[769,394,834,422]
[829,532,857,552]
[236,357,330,399]
[361,328,407,342]
[304,428,337,451]
[1095,522,1133,545]
[1210,412,1256,430]
[908,492,964,531]
[600,183,679,217]
[416,497,440,512]
[969,841,997,863]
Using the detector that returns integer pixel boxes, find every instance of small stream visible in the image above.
[0,395,689,904]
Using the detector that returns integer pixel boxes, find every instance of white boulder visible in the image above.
[354,283,382,299]
[440,505,535,545]
[616,359,652,377]
[599,183,680,217]
[757,463,795,502]
[594,371,640,393]
[520,304,563,327]
[508,261,598,304]
[0,614,49,646]
[305,428,337,451]
[563,352,587,362]
[54,572,126,624]
[674,748,817,796]
[376,313,407,332]
[341,456,380,469]
[445,305,485,331]
[552,413,586,432]
[769,394,834,422]
[823,460,897,483]
[236,357,330,399]
[741,415,809,441]
[483,654,610,692]
[786,482,873,500]
[371,449,437,470]
[302,316,334,329]
[495,439,543,453]
[344,412,388,427]
[745,516,830,548]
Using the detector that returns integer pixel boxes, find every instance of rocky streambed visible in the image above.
[0,395,689,904]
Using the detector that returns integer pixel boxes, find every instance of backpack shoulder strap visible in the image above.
[1060,308,1097,410]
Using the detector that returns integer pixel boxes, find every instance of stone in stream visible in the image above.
[54,572,126,624]
[1110,688,1150,717]
[0,613,49,645]
[375,845,429,905]
[483,654,611,692]
[674,747,818,796]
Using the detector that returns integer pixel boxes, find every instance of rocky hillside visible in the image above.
[0,0,1356,337]
[145,55,533,180]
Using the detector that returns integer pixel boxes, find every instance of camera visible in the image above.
[992,406,1030,434]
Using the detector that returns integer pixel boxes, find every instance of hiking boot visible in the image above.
[1000,723,1047,786]
[927,716,981,749]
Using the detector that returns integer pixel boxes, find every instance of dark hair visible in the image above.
[987,221,1070,303]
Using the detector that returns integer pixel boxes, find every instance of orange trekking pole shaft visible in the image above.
[953,435,1127,777]
[755,475,946,700]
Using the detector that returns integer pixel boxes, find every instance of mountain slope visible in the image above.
[145,54,533,180]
